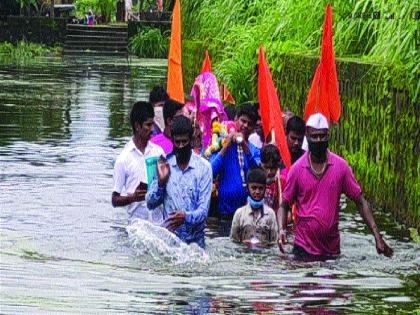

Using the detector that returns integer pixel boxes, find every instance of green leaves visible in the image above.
[129,28,169,59]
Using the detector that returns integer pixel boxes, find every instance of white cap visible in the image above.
[306,113,329,130]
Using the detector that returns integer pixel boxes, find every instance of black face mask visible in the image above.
[174,144,192,163]
[308,140,328,161]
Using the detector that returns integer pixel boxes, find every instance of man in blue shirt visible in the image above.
[147,115,213,248]
[209,103,261,236]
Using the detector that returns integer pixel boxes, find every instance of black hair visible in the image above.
[236,102,258,125]
[253,102,261,121]
[261,144,281,167]
[286,115,305,135]
[149,86,169,105]
[171,115,193,138]
[130,101,154,133]
[163,99,184,125]
[247,167,267,185]
[224,105,237,121]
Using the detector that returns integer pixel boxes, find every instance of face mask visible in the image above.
[174,144,192,163]
[308,140,328,161]
[247,196,264,209]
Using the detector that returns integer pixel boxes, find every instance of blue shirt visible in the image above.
[146,152,212,247]
[210,143,261,215]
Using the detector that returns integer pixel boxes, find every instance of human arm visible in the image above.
[112,183,147,207]
[146,158,170,209]
[111,156,143,207]
[277,202,290,253]
[342,163,393,257]
[354,194,393,257]
[209,133,235,177]
[269,210,279,244]
[230,209,242,243]
[243,140,261,168]
[277,166,298,252]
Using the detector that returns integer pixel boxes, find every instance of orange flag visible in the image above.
[304,3,341,123]
[166,0,184,103]
[220,82,236,105]
[201,50,212,73]
[258,46,291,169]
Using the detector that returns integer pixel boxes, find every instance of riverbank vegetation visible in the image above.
[180,0,419,227]
[129,27,169,58]
[182,0,418,102]
[74,0,116,23]
[0,41,61,61]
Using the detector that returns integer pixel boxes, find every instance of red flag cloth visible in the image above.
[201,50,212,73]
[220,82,236,105]
[258,46,291,169]
[166,0,184,103]
[304,3,341,123]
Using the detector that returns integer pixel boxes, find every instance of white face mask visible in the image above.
[154,106,165,133]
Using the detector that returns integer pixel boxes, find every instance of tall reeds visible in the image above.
[182,0,419,101]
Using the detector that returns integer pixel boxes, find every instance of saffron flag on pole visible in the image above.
[201,50,212,73]
[166,0,184,103]
[220,82,236,105]
[258,46,291,169]
[304,3,341,123]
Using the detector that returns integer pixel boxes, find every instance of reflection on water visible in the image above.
[0,57,419,314]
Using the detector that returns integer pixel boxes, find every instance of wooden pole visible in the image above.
[270,129,283,207]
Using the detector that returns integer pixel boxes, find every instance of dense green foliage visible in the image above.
[130,28,169,58]
[0,41,61,61]
[75,0,116,23]
[182,0,418,103]
[14,0,50,15]
[180,0,419,227]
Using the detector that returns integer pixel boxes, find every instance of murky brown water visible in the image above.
[0,56,419,314]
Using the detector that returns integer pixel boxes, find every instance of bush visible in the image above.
[0,41,61,61]
[129,27,169,58]
[75,0,116,23]
[181,0,419,101]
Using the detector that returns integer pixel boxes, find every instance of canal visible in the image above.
[0,57,418,313]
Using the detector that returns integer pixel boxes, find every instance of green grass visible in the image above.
[129,27,169,59]
[0,41,61,61]
[182,0,419,102]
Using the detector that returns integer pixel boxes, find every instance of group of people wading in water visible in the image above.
[111,82,393,261]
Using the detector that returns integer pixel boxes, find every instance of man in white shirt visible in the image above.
[112,101,165,224]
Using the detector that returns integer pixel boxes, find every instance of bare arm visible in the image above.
[277,201,291,253]
[354,194,393,257]
[112,191,135,207]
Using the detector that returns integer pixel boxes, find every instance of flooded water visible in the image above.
[0,57,419,314]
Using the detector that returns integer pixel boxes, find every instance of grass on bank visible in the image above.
[129,27,169,59]
[0,41,62,61]
[181,0,419,102]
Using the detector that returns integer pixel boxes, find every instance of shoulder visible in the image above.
[194,153,212,173]
[234,205,247,217]
[264,205,276,217]
[115,141,133,164]
[167,153,177,165]
[288,152,308,177]
[328,151,352,171]
[148,141,165,157]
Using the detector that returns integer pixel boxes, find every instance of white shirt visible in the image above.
[113,138,165,224]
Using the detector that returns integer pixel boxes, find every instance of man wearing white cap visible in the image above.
[277,113,393,260]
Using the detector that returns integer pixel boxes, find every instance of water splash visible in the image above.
[126,219,210,265]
